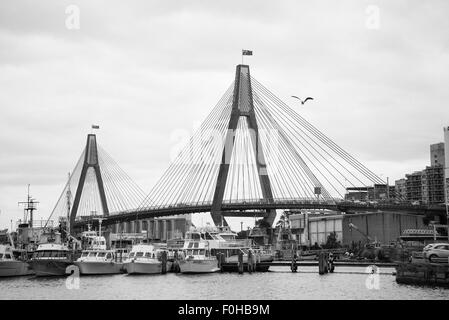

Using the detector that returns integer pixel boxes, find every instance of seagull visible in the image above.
[291,96,314,105]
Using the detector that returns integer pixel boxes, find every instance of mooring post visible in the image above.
[319,251,328,275]
[291,248,297,273]
[238,251,244,274]
[247,250,253,273]
[161,251,167,274]
[219,253,225,272]
[173,250,179,273]
[328,253,335,273]
[217,252,222,271]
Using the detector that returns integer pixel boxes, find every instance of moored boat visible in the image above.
[30,243,73,276]
[185,226,271,271]
[179,239,219,274]
[124,244,171,275]
[0,244,34,277]
[75,249,123,275]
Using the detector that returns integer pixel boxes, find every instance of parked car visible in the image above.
[422,243,449,262]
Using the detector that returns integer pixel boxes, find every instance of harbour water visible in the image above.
[1,267,447,300]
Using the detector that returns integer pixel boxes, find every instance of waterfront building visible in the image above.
[399,142,446,204]
[395,178,406,200]
[423,165,445,204]
[109,214,192,243]
[345,184,396,201]
[289,211,428,247]
[405,171,424,202]
[430,142,445,167]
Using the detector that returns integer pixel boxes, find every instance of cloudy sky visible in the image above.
[0,0,448,230]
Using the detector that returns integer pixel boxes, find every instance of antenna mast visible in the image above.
[18,184,39,228]
[66,172,72,233]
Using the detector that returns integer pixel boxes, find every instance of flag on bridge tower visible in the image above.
[242,50,253,64]
[92,125,100,129]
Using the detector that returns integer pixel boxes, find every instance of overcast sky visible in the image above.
[0,0,448,230]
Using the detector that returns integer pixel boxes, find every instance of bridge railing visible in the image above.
[107,198,343,217]
[100,198,446,220]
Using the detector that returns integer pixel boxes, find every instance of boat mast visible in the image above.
[18,184,39,228]
[66,172,72,234]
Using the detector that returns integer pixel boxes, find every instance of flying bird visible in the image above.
[291,96,314,105]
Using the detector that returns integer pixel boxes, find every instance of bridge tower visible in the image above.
[211,64,276,226]
[69,134,109,234]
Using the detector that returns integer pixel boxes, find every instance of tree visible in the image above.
[275,212,290,230]
[255,219,271,229]
[324,232,340,249]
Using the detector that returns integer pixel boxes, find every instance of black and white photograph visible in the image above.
[0,0,448,308]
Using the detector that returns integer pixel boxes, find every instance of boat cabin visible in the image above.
[126,244,166,261]
[32,243,70,260]
[78,250,116,262]
[0,245,14,261]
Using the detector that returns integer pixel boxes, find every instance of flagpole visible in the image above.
[242,49,243,65]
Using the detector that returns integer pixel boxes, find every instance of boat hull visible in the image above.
[179,259,219,274]
[30,260,72,277]
[0,261,34,277]
[125,261,168,274]
[74,261,123,275]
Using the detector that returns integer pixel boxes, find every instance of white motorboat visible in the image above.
[178,239,219,274]
[75,249,123,275]
[0,244,34,277]
[75,232,124,275]
[186,226,272,272]
[124,244,171,275]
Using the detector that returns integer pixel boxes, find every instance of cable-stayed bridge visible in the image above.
[47,64,447,235]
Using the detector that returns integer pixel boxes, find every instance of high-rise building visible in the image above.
[423,165,445,204]
[444,127,449,207]
[401,141,446,204]
[405,171,424,202]
[394,178,406,200]
[430,142,445,167]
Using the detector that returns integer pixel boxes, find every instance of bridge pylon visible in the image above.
[69,134,109,234]
[211,65,276,226]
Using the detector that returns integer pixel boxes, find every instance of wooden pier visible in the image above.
[217,258,397,273]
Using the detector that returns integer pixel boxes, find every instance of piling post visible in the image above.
[218,253,225,272]
[217,253,222,271]
[319,251,328,275]
[173,250,180,273]
[161,251,167,274]
[247,250,253,273]
[291,249,297,273]
[238,251,244,274]
[328,253,335,273]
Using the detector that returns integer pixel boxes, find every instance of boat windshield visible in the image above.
[144,252,152,258]
[220,234,235,241]
[88,252,98,257]
[0,254,3,259]
[187,242,200,249]
[128,252,135,259]
[135,252,144,258]
[81,252,89,257]
[34,251,67,258]
[185,249,206,256]
[97,252,106,257]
